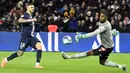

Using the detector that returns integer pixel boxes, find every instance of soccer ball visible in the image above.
[62,35,72,44]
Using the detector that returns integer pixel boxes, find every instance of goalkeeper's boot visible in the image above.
[1,58,7,68]
[35,64,44,68]
[121,65,127,72]
[61,52,70,59]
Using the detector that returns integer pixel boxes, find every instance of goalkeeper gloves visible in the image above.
[75,32,82,42]
[112,29,119,36]
[75,32,88,42]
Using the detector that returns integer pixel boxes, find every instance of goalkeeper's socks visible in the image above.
[104,60,122,68]
[104,60,127,71]
[36,50,42,62]
[7,52,18,61]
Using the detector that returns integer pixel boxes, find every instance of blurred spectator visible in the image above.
[117,14,124,32]
[69,12,78,32]
[85,11,95,32]
[39,2,47,14]
[69,7,75,16]
[0,20,3,31]
[123,16,130,33]
[41,14,48,31]
[10,7,17,15]
[0,0,130,33]
[10,12,19,32]
[111,0,120,15]
[87,0,98,7]
[1,12,13,31]
[17,0,23,9]
[34,12,42,32]
[62,12,70,32]
[78,12,85,32]
[120,0,128,18]
[111,17,117,29]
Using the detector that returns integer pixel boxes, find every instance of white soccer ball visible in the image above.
[62,35,72,44]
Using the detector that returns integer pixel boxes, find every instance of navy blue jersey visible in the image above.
[20,13,35,37]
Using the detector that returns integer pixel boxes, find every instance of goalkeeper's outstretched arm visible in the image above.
[82,29,119,38]
[81,26,106,38]
[75,26,106,42]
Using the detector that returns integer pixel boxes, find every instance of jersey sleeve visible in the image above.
[20,13,28,19]
[85,23,107,38]
[98,25,107,33]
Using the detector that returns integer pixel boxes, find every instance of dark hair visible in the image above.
[100,9,108,18]
[27,3,34,6]
[25,3,34,11]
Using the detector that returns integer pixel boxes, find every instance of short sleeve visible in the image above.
[20,15,24,18]
[20,13,28,19]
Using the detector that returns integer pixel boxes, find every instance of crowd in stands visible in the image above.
[0,0,130,33]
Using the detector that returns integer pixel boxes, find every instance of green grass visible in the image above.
[0,52,129,73]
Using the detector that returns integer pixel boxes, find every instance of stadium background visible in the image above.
[0,0,130,33]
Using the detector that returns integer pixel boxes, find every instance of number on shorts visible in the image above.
[20,42,25,49]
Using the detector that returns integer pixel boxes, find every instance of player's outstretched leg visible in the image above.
[61,49,99,59]
[61,51,89,59]
[101,60,127,72]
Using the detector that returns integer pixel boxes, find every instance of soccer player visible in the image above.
[61,9,127,72]
[1,3,43,68]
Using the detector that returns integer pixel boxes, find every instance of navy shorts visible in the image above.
[97,45,113,60]
[18,36,40,51]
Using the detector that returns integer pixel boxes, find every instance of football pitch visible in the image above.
[0,52,129,73]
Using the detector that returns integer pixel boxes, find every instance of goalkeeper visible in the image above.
[62,9,127,72]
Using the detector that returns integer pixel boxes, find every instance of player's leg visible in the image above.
[1,39,28,68]
[7,50,25,61]
[35,42,43,68]
[100,60,127,72]
[29,37,43,68]
[99,47,127,72]
[62,47,100,59]
[1,50,26,68]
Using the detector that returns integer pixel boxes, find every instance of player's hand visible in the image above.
[75,32,82,42]
[32,18,37,22]
[112,29,119,36]
[75,32,89,42]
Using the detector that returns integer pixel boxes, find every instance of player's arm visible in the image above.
[75,26,106,42]
[18,18,32,23]
[18,17,37,23]
[82,26,106,38]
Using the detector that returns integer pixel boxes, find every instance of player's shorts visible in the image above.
[18,36,40,51]
[97,45,113,60]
